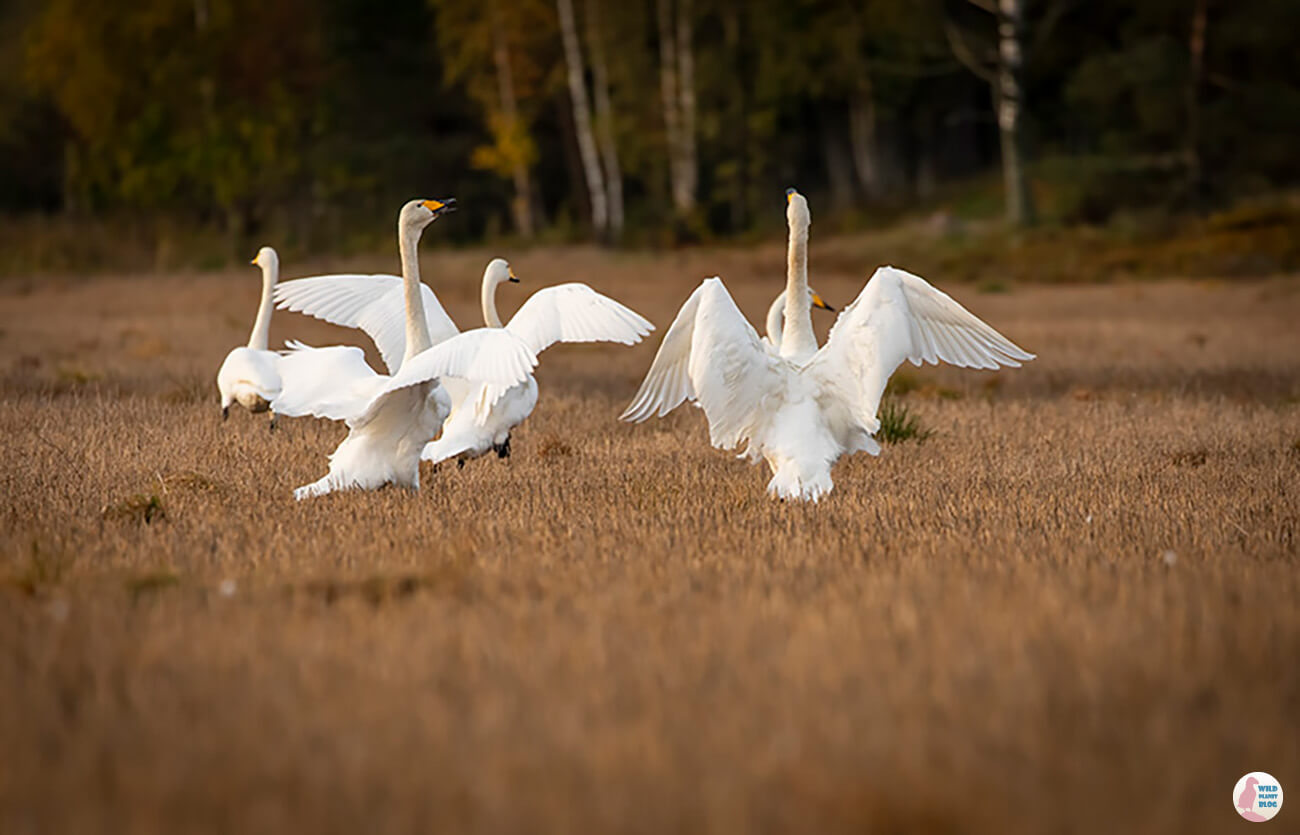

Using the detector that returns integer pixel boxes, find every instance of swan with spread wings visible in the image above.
[270,199,538,499]
[621,189,1035,501]
[275,255,651,469]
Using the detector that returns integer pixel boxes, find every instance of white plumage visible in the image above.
[621,190,1034,501]
[275,256,652,468]
[216,246,284,426]
[269,199,538,499]
[763,287,835,350]
[273,273,458,375]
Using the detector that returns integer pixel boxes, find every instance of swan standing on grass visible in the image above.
[270,199,538,499]
[422,258,652,466]
[276,258,653,468]
[216,246,283,427]
[621,188,1035,501]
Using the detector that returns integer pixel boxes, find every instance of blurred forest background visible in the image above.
[1,0,1298,274]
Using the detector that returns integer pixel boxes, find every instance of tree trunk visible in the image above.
[1185,0,1208,200]
[849,79,881,201]
[657,0,696,218]
[996,0,1034,226]
[585,0,623,241]
[490,6,535,238]
[556,0,607,235]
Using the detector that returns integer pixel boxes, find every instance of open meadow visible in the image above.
[2,239,1298,832]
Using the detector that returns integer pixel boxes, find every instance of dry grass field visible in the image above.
[1,238,1298,833]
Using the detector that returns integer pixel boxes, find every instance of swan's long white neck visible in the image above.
[481,273,504,328]
[247,259,276,350]
[780,211,817,359]
[765,291,786,344]
[399,219,433,364]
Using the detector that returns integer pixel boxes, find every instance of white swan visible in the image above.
[270,199,538,499]
[421,258,652,466]
[216,246,283,426]
[275,257,653,467]
[620,189,1035,501]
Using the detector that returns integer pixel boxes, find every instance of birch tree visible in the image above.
[656,0,697,218]
[556,0,607,235]
[945,0,1043,227]
[585,0,624,240]
[994,0,1033,226]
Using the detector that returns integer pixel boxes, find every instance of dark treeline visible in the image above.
[1,0,1296,252]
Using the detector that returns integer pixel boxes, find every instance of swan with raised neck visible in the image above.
[397,197,456,364]
[479,257,521,328]
[247,246,279,350]
[780,189,818,361]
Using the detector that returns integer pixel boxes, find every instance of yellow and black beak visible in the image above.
[422,197,457,216]
[507,266,520,284]
[812,293,835,312]
[786,187,799,203]
[249,256,258,266]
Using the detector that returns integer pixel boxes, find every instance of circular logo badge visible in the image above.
[1234,772,1284,822]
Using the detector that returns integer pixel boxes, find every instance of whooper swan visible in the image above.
[421,258,652,466]
[620,189,1035,501]
[270,199,538,499]
[216,246,283,427]
[275,257,653,467]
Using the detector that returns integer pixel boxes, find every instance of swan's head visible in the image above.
[250,246,278,271]
[484,257,520,287]
[786,188,811,231]
[400,197,457,232]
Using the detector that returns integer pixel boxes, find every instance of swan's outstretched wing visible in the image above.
[273,341,386,421]
[809,265,1034,434]
[273,274,460,374]
[503,283,653,355]
[622,278,779,451]
[619,283,706,422]
[381,328,538,400]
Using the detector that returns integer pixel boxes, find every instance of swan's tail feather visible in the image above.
[764,459,834,502]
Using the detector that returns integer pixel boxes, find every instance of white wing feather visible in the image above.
[272,341,386,421]
[382,329,538,400]
[273,274,460,373]
[809,265,1034,434]
[620,283,706,422]
[621,277,779,455]
[504,283,653,355]
[685,279,783,451]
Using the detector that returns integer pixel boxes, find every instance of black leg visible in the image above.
[495,434,511,459]
[457,457,465,470]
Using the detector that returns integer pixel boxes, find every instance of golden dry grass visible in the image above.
[2,241,1299,833]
